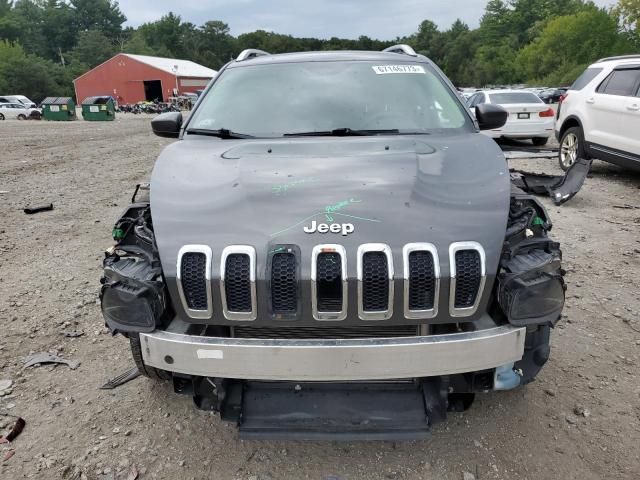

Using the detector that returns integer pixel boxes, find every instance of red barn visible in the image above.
[73,53,217,104]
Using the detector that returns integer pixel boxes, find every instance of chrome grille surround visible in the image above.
[357,243,394,320]
[220,245,257,321]
[176,245,213,320]
[311,244,347,321]
[403,243,440,319]
[448,242,486,318]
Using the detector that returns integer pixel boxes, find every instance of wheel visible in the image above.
[0,113,4,120]
[17,114,26,120]
[129,333,171,381]
[532,137,549,146]
[559,126,585,171]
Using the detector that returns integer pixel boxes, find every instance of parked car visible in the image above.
[556,55,640,171]
[99,45,566,439]
[467,89,555,145]
[0,102,41,120]
[0,95,37,108]
[539,87,568,104]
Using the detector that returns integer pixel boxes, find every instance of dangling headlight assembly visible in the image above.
[498,243,565,327]
[100,257,167,333]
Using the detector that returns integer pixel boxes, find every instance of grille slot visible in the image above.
[403,243,439,319]
[221,246,257,321]
[312,245,347,321]
[225,254,252,312]
[232,325,419,340]
[176,245,212,319]
[271,252,297,314]
[362,252,389,311]
[357,244,394,320]
[181,253,208,310]
[449,242,486,317]
[316,253,343,312]
[454,250,481,308]
[408,251,435,310]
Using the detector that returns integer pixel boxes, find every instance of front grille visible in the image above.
[232,325,419,340]
[362,252,389,311]
[454,250,482,308]
[180,252,208,310]
[224,253,252,312]
[271,253,297,314]
[316,252,343,312]
[408,251,436,310]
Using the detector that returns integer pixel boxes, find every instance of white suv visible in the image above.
[555,55,640,171]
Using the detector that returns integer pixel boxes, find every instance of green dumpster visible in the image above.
[81,96,116,121]
[41,97,76,121]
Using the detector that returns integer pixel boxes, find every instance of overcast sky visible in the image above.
[117,0,616,39]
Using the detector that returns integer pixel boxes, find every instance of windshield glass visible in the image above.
[188,61,470,137]
[488,92,543,104]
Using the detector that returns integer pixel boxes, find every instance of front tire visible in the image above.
[559,126,585,171]
[0,113,4,120]
[129,333,171,381]
[17,114,26,120]
[532,137,548,146]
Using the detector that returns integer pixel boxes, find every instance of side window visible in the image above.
[478,93,486,104]
[597,68,640,97]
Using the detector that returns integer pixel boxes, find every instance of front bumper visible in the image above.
[140,325,526,381]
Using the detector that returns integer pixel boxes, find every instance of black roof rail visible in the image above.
[236,49,271,62]
[382,44,418,57]
[596,54,640,63]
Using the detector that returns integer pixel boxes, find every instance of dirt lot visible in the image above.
[0,116,639,480]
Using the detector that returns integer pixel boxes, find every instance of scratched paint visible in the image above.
[324,198,361,221]
[271,177,317,195]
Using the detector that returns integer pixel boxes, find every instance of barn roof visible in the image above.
[123,54,217,78]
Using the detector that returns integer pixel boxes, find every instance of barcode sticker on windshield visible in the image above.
[372,65,426,75]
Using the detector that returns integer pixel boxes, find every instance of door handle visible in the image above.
[627,104,640,111]
[586,97,595,104]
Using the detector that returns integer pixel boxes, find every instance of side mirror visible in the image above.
[475,103,508,131]
[151,112,183,138]
[476,103,509,130]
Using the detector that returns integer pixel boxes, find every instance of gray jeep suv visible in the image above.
[100,45,566,440]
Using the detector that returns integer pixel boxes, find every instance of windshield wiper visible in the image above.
[283,128,400,137]
[186,128,255,139]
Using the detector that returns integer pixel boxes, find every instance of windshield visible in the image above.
[488,92,543,104]
[188,61,471,137]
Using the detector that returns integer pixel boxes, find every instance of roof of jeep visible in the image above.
[226,50,433,68]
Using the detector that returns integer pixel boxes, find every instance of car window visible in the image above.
[190,61,472,136]
[571,68,603,91]
[488,92,542,104]
[597,68,640,96]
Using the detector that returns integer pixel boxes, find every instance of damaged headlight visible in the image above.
[498,244,565,327]
[100,257,166,333]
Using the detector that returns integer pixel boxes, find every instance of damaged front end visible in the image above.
[100,189,172,335]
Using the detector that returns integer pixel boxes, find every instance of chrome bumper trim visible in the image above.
[140,325,526,381]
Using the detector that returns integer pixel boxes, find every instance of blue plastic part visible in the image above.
[494,363,521,391]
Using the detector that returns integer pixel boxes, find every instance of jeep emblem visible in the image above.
[304,221,354,236]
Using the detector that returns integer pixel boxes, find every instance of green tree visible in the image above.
[518,8,633,84]
[68,29,115,67]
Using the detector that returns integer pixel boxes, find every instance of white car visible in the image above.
[0,103,41,120]
[467,89,555,145]
[555,55,640,171]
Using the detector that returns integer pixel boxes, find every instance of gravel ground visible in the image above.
[0,116,639,480]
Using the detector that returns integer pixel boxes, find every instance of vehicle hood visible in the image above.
[151,133,510,325]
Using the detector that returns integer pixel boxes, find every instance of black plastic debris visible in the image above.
[100,367,141,390]
[24,203,54,214]
[510,158,592,206]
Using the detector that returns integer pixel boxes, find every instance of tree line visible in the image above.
[0,0,638,102]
